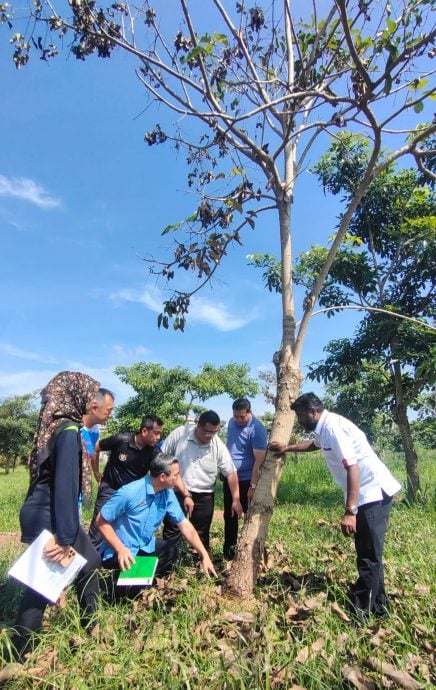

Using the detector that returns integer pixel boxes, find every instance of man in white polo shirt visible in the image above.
[270,392,401,620]
[162,410,243,552]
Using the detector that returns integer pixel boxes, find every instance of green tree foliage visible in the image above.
[0,394,38,473]
[112,361,258,434]
[295,139,436,498]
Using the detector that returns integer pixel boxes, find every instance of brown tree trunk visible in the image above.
[392,359,420,501]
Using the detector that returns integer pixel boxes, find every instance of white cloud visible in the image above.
[0,369,56,398]
[105,344,150,363]
[189,298,255,331]
[0,343,58,364]
[109,287,257,332]
[0,174,61,209]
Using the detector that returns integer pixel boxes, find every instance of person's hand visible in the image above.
[269,441,287,454]
[199,553,218,578]
[184,496,195,518]
[341,514,357,537]
[247,486,255,502]
[232,498,243,518]
[43,542,73,563]
[117,546,136,571]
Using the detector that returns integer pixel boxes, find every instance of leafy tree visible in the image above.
[294,140,435,499]
[111,361,258,434]
[2,0,434,594]
[0,394,38,473]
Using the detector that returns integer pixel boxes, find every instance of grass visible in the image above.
[0,452,434,689]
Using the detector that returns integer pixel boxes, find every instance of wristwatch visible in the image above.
[250,483,257,489]
[344,505,358,516]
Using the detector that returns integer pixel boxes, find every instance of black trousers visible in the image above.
[88,481,115,549]
[223,478,250,559]
[162,490,214,552]
[11,528,101,660]
[348,492,392,615]
[101,538,178,600]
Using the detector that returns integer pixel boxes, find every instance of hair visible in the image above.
[140,414,164,431]
[291,392,324,413]
[232,398,251,412]
[150,452,178,477]
[95,388,115,403]
[198,410,220,427]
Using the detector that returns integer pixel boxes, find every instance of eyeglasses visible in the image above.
[199,427,218,436]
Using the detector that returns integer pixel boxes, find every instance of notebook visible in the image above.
[116,556,158,586]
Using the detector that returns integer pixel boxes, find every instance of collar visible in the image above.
[314,409,329,435]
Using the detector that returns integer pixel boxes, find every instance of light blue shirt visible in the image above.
[227,416,268,481]
[100,475,185,560]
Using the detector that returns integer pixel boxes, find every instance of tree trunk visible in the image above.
[392,359,420,501]
[225,361,302,596]
[225,192,302,596]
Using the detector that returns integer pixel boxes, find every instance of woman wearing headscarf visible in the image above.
[11,371,114,661]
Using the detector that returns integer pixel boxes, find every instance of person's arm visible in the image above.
[45,429,82,563]
[177,519,218,577]
[95,512,136,570]
[174,475,195,517]
[269,439,318,453]
[247,448,267,500]
[91,441,102,483]
[341,463,360,537]
[226,470,243,517]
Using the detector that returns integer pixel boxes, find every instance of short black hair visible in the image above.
[140,414,164,431]
[150,452,178,477]
[291,393,324,413]
[96,388,115,403]
[198,410,220,427]
[232,398,251,412]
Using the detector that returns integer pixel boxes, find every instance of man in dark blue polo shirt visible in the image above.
[88,414,164,547]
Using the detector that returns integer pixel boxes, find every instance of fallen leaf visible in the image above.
[285,604,299,619]
[316,519,329,526]
[414,584,430,596]
[103,663,121,676]
[330,601,351,622]
[304,592,327,610]
[222,611,256,624]
[342,664,376,690]
[370,628,389,647]
[366,657,421,690]
[0,663,24,683]
[295,638,325,664]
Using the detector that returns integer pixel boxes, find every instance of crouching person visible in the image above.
[96,453,217,595]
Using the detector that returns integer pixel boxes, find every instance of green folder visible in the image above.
[117,556,158,586]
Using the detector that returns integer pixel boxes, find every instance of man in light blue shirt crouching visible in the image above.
[96,453,217,584]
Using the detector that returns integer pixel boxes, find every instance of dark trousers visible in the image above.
[11,528,101,660]
[223,478,250,559]
[88,481,115,548]
[101,538,178,600]
[348,492,392,616]
[163,491,214,552]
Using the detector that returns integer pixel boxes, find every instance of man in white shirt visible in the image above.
[270,392,401,620]
[162,410,243,552]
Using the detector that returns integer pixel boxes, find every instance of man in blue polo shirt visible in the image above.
[224,398,268,560]
[96,453,217,581]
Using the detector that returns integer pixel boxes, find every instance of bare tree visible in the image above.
[3,0,435,595]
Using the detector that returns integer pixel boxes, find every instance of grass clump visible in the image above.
[0,453,434,688]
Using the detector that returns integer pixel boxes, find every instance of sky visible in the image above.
[0,3,431,423]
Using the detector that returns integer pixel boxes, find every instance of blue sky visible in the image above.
[0,4,430,422]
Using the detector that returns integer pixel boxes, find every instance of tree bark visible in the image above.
[392,360,420,501]
[225,191,303,596]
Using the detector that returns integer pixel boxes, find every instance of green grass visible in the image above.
[0,453,434,689]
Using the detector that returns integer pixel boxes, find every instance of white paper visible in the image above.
[8,529,87,604]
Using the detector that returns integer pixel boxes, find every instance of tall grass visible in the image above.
[0,453,434,688]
